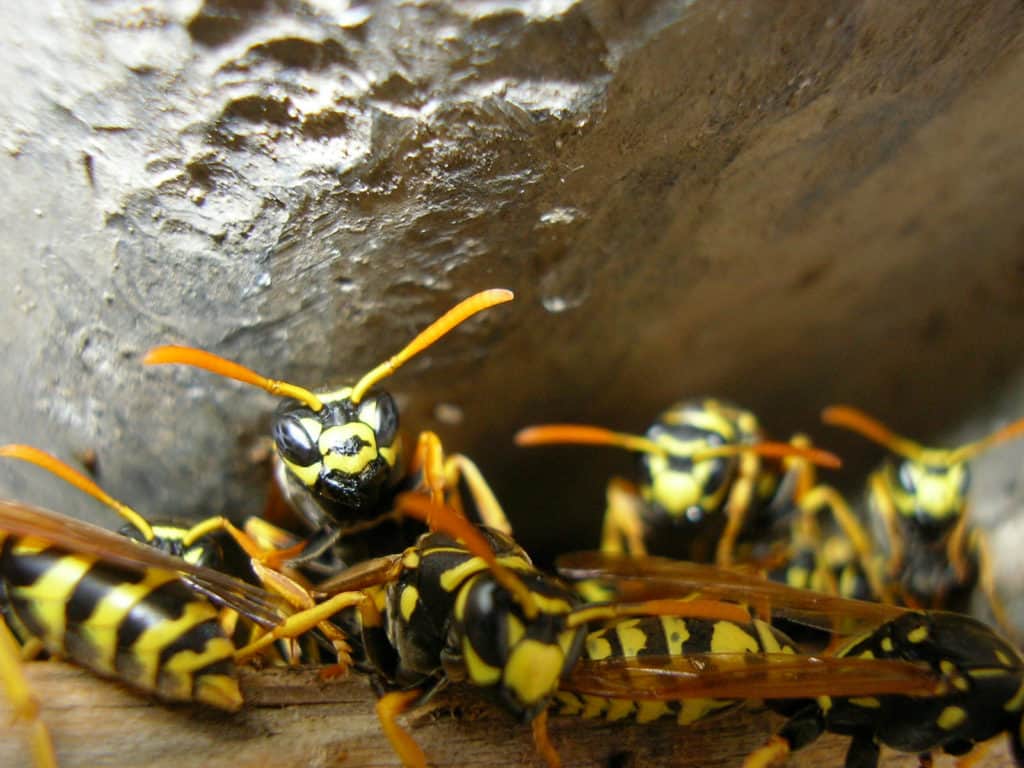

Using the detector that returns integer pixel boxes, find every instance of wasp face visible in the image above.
[888,459,970,540]
[271,389,402,523]
[638,399,754,524]
[454,572,584,722]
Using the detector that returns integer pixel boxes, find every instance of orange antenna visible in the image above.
[515,424,664,456]
[350,288,514,404]
[822,405,924,461]
[516,425,841,469]
[144,346,324,412]
[950,415,1024,463]
[0,444,155,541]
[395,492,538,619]
[690,441,842,469]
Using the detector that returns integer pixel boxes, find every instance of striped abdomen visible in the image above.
[554,615,793,725]
[0,534,241,710]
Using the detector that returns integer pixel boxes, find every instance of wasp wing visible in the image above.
[562,652,940,700]
[558,551,907,634]
[0,499,289,628]
[314,552,403,595]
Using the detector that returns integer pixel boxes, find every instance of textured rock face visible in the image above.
[1,0,1023,624]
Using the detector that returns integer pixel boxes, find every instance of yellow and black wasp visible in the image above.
[304,493,1006,768]
[0,446,373,767]
[555,551,1024,768]
[823,404,1024,634]
[144,289,514,576]
[516,398,842,566]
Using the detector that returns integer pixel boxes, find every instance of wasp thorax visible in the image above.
[271,389,402,522]
[454,572,584,722]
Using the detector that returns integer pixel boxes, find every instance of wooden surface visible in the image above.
[0,663,1015,768]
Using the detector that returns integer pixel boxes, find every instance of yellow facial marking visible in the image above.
[399,585,419,623]
[504,640,564,705]
[660,616,691,656]
[320,424,378,475]
[710,621,759,654]
[283,458,320,488]
[937,706,967,731]
[615,620,648,658]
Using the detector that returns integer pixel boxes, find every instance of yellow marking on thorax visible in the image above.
[11,552,97,650]
[880,637,895,652]
[859,650,875,659]
[529,593,573,616]
[506,615,525,649]
[710,621,759,654]
[996,650,1012,666]
[848,697,881,709]
[437,554,531,593]
[401,549,420,569]
[79,569,182,674]
[786,566,810,588]
[399,585,419,622]
[129,601,223,690]
[906,626,929,644]
[817,695,833,713]
[1004,679,1024,712]
[615,620,648,657]
[462,637,501,687]
[937,706,967,730]
[660,616,690,656]
[504,640,564,705]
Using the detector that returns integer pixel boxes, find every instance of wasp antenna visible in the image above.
[350,289,514,405]
[690,440,842,469]
[822,405,924,460]
[951,414,1024,463]
[515,424,666,457]
[144,345,324,412]
[0,444,155,541]
[395,492,539,619]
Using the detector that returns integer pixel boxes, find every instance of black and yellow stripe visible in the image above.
[0,532,241,711]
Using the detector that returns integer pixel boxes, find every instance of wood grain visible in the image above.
[0,663,1014,768]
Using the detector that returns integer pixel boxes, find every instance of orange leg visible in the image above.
[532,709,561,768]
[743,735,790,768]
[376,689,428,768]
[0,618,57,768]
[601,478,646,556]
[716,450,759,566]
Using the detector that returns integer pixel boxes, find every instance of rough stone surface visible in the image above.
[1,0,1023,642]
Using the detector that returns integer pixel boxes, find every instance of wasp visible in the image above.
[0,447,376,767]
[516,398,842,566]
[144,289,514,574]
[556,551,1024,768]
[822,404,1024,634]
[302,494,959,768]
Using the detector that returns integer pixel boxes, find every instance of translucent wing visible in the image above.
[0,499,289,628]
[557,551,907,634]
[563,652,940,700]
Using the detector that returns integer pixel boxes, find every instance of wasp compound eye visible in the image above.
[272,412,321,467]
[358,392,399,448]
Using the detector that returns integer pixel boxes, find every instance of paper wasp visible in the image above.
[144,289,514,575]
[0,447,370,767]
[556,552,1024,768]
[823,405,1024,635]
[308,494,995,768]
[516,398,843,566]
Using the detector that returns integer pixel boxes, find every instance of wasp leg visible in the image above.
[601,478,646,556]
[951,737,992,767]
[0,617,57,768]
[532,708,561,768]
[744,705,824,768]
[233,590,364,664]
[869,472,906,578]
[409,430,447,507]
[715,449,759,566]
[969,528,1016,640]
[376,688,428,768]
[844,734,881,768]
[443,452,512,534]
[915,751,934,768]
